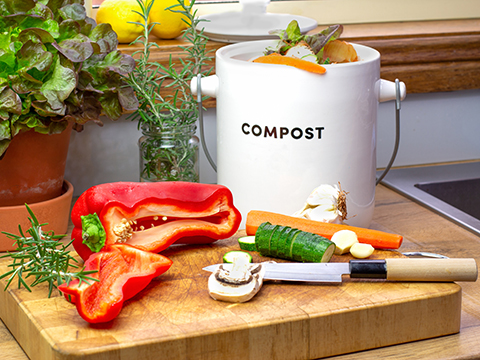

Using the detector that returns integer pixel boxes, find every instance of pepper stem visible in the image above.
[81,213,106,253]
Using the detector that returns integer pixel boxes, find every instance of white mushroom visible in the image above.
[208,256,266,303]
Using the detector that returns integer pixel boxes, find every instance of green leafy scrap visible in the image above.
[267,20,343,64]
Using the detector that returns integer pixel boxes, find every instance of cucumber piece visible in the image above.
[267,224,281,254]
[238,236,256,251]
[256,223,278,256]
[283,229,301,260]
[269,226,289,257]
[276,226,293,258]
[254,222,271,252]
[310,236,336,263]
[223,251,253,264]
[254,223,336,263]
[291,232,315,261]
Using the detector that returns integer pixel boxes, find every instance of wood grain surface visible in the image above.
[0,209,464,360]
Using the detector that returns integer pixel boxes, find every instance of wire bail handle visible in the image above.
[197,74,403,180]
[197,74,217,172]
[376,78,402,185]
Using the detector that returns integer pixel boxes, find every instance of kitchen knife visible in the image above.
[203,258,478,283]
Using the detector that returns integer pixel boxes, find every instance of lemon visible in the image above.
[149,0,190,40]
[96,0,145,44]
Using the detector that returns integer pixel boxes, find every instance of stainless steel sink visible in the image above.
[377,162,480,236]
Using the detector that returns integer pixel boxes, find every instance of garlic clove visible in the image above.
[350,243,375,259]
[331,230,359,254]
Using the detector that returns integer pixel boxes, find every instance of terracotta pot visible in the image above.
[0,180,74,252]
[0,125,72,207]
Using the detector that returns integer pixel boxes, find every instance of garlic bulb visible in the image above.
[293,183,348,223]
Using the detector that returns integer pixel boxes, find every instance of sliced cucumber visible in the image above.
[270,226,289,257]
[256,223,279,256]
[223,251,253,264]
[276,227,294,258]
[238,236,256,251]
[285,229,301,259]
[254,222,336,263]
[255,221,272,253]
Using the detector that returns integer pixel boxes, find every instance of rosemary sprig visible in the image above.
[127,0,211,182]
[128,0,213,128]
[0,205,98,298]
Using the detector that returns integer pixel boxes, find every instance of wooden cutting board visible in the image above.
[0,231,462,360]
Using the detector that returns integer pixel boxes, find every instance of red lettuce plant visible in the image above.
[0,0,139,156]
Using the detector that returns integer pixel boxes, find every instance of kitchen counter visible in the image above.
[1,184,480,360]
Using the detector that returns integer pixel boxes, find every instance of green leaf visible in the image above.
[100,50,136,76]
[53,36,94,63]
[0,87,22,115]
[88,23,118,54]
[27,2,54,21]
[17,40,54,74]
[81,213,106,253]
[10,74,43,94]
[0,0,36,15]
[118,85,139,111]
[285,20,304,43]
[0,119,11,140]
[40,56,76,111]
[56,18,80,42]
[18,27,56,45]
[58,3,86,22]
[305,24,343,57]
[98,91,123,120]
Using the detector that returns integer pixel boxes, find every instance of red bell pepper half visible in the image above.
[58,244,172,323]
[71,181,242,261]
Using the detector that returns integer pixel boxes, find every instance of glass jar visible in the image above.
[138,123,199,182]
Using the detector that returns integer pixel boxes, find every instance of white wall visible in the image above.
[65,88,480,197]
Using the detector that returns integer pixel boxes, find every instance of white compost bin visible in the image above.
[192,40,406,228]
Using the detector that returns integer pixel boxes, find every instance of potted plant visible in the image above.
[0,0,138,250]
[127,0,212,183]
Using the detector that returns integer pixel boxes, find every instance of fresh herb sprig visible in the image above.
[0,205,98,298]
[128,0,213,128]
[126,0,212,182]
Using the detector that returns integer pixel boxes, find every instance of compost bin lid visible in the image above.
[196,0,317,43]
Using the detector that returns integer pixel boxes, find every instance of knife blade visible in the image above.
[203,258,478,283]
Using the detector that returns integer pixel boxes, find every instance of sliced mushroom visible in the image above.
[208,256,266,303]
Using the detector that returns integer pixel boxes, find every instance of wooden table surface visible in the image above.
[1,184,480,360]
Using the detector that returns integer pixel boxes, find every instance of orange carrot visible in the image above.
[246,210,403,250]
[252,53,326,75]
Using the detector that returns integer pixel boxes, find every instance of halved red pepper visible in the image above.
[58,244,172,323]
[71,181,242,261]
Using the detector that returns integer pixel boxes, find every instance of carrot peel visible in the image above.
[246,210,403,250]
[252,53,326,74]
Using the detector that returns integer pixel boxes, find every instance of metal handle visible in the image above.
[376,78,403,185]
[197,74,217,172]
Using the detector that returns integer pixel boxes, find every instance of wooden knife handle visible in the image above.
[385,258,478,282]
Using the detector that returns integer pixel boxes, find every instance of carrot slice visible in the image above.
[246,210,403,250]
[252,53,326,74]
